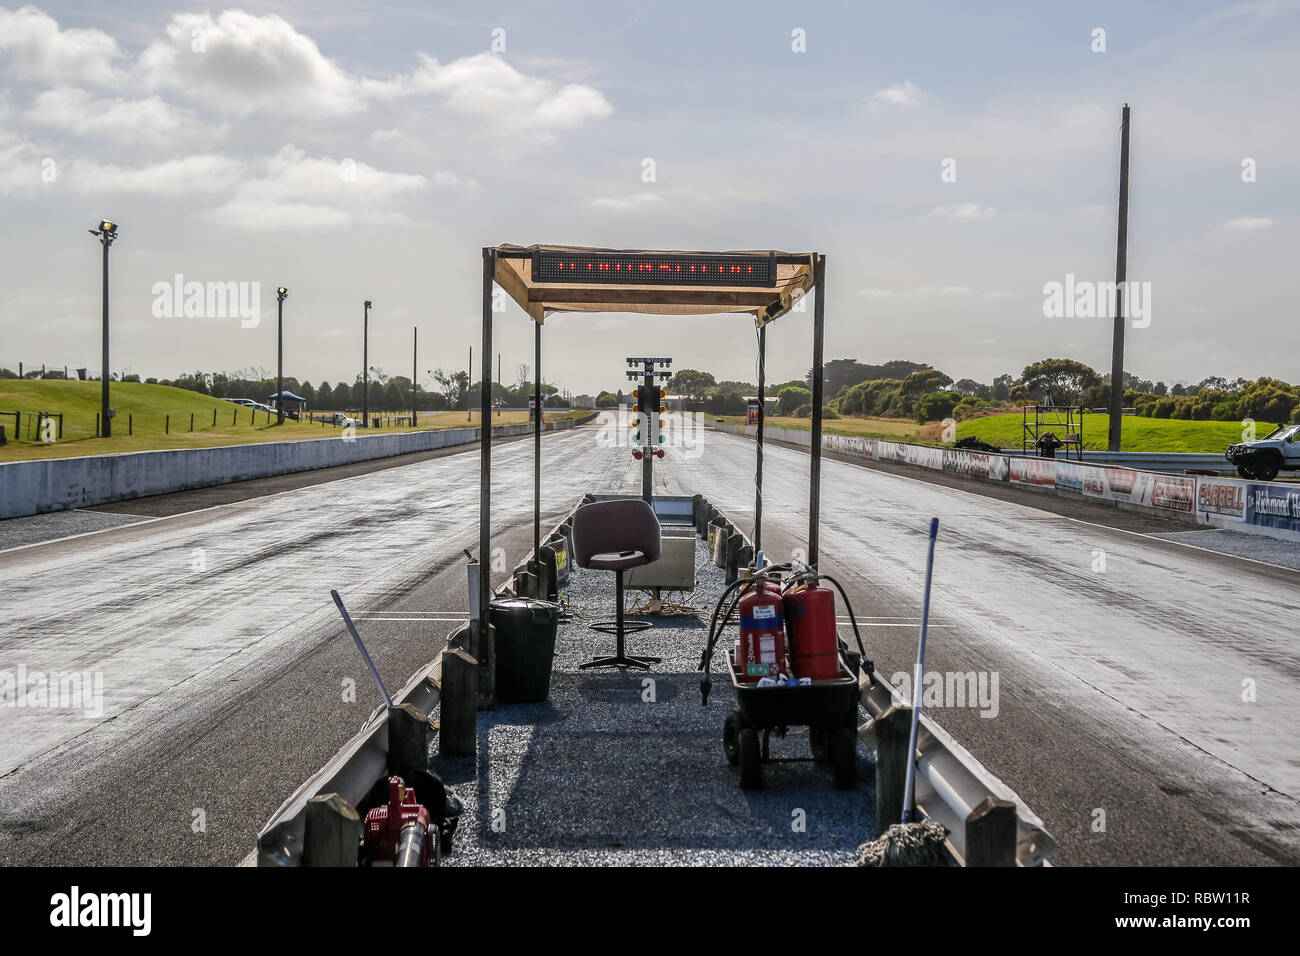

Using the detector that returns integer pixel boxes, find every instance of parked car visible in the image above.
[1225,424,1300,481]
[331,412,361,428]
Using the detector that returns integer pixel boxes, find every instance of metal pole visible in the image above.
[1107,104,1131,452]
[809,254,826,568]
[534,319,541,561]
[412,327,418,428]
[101,238,111,437]
[467,345,472,422]
[499,352,503,417]
[755,323,766,555]
[276,294,284,425]
[641,365,653,504]
[363,301,370,428]
[479,249,494,636]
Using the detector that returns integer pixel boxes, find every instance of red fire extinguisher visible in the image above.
[783,580,841,681]
[736,580,788,682]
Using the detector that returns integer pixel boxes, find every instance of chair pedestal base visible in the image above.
[580,570,660,670]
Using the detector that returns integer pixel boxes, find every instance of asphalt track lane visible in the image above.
[661,425,1298,865]
[0,426,636,865]
[2,422,1296,865]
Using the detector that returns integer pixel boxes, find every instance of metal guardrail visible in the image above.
[859,673,1057,866]
[1001,449,1229,473]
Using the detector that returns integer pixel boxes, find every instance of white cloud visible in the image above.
[67,154,246,195]
[132,11,612,131]
[858,288,894,299]
[24,87,217,143]
[1223,216,1276,230]
[209,145,434,229]
[929,201,997,220]
[0,132,48,197]
[590,192,663,211]
[869,80,924,109]
[0,5,123,86]
[409,53,612,131]
[136,10,387,117]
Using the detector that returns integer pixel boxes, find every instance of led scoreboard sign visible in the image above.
[532,251,776,287]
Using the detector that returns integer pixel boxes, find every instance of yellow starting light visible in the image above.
[659,405,667,413]
[632,403,639,412]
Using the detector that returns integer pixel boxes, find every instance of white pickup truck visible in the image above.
[1225,424,1300,480]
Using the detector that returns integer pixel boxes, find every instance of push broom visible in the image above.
[856,516,949,867]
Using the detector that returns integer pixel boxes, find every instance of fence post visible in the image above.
[388,703,434,780]
[165,414,169,434]
[128,414,132,436]
[302,793,361,867]
[58,413,63,439]
[95,412,100,437]
[439,647,478,758]
[190,413,194,432]
[873,704,913,835]
[964,797,1017,867]
[212,409,217,427]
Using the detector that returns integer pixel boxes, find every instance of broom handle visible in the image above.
[901,517,939,824]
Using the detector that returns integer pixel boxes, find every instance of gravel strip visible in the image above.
[432,536,876,866]
[1149,527,1300,572]
[0,508,150,550]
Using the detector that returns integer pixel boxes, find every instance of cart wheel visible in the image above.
[739,728,762,789]
[809,725,831,763]
[831,727,857,790]
[723,711,744,766]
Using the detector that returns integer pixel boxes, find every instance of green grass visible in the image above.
[0,381,591,462]
[953,412,1278,453]
[717,409,1277,453]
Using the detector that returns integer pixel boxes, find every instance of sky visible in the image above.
[1,0,1296,396]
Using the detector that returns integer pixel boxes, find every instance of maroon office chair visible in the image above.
[571,498,663,670]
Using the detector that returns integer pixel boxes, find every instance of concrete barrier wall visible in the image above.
[719,422,1300,541]
[2,417,586,519]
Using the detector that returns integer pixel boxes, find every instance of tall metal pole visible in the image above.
[808,254,826,568]
[533,321,541,560]
[499,352,503,417]
[363,300,371,427]
[100,237,111,437]
[641,364,653,504]
[1107,104,1131,452]
[412,327,418,428]
[479,249,495,637]
[754,323,766,555]
[275,289,285,425]
[467,345,473,422]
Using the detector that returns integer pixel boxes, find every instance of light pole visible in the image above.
[88,219,118,437]
[363,300,372,427]
[276,287,288,425]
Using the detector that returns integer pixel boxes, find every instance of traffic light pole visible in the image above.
[640,367,654,505]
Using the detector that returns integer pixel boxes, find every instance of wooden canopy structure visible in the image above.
[476,244,828,630]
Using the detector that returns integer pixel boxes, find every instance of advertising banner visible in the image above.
[1010,456,1057,488]
[1196,477,1247,521]
[1244,482,1300,531]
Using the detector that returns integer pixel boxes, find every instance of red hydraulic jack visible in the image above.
[362,777,434,867]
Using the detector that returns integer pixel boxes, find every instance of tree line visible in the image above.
[657,357,1300,426]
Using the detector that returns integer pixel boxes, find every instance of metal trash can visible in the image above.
[489,598,559,703]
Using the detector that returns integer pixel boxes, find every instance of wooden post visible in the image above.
[212,408,217,427]
[190,413,194,432]
[873,704,913,835]
[165,414,169,434]
[388,703,434,779]
[725,529,743,583]
[965,796,1018,867]
[302,793,361,867]
[439,646,478,758]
